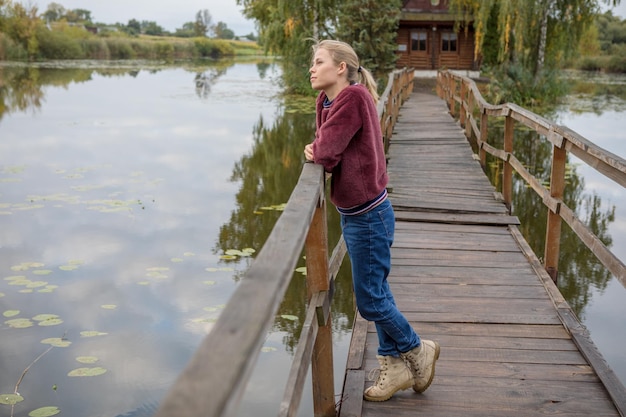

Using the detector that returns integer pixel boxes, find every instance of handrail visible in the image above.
[154,67,415,417]
[436,70,626,287]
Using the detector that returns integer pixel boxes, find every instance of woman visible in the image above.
[303,39,440,402]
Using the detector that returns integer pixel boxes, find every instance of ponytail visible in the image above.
[357,66,379,104]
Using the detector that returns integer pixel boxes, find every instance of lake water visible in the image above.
[0,61,624,417]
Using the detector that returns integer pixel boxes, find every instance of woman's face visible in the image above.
[309,47,343,92]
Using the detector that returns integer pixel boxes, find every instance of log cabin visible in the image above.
[396,0,478,70]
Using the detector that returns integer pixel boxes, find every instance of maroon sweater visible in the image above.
[312,84,388,209]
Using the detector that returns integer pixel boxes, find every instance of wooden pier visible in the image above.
[337,87,626,417]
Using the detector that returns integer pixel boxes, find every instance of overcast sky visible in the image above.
[26,0,626,36]
[30,0,257,35]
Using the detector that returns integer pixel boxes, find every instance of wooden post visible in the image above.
[447,75,455,115]
[460,80,467,128]
[304,192,335,417]
[503,114,514,212]
[479,109,488,168]
[544,143,566,283]
[465,87,474,139]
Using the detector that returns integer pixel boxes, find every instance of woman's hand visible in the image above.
[304,143,314,161]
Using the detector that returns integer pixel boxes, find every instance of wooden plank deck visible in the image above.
[337,88,624,417]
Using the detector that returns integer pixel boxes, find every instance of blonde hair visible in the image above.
[311,39,379,104]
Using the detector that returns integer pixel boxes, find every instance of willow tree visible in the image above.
[236,0,339,95]
[236,0,401,94]
[450,0,621,76]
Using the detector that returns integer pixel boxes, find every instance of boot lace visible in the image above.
[367,367,381,382]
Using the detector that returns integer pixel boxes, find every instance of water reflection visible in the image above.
[215,108,355,355]
[483,121,616,319]
[0,60,288,417]
[563,70,626,115]
[0,60,270,120]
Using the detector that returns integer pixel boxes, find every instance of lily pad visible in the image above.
[80,331,108,337]
[27,281,48,288]
[59,265,79,271]
[68,367,107,377]
[39,318,64,326]
[281,314,299,321]
[0,292,4,298]
[76,356,99,364]
[203,280,216,286]
[3,310,20,318]
[41,338,71,347]
[32,314,60,321]
[29,406,61,417]
[33,314,63,326]
[101,305,117,310]
[0,393,24,405]
[4,275,27,281]
[8,277,31,286]
[33,270,53,276]
[5,318,34,328]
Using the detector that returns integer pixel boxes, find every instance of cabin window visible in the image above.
[410,31,427,52]
[442,32,457,52]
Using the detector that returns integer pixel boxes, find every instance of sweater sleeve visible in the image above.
[312,89,365,172]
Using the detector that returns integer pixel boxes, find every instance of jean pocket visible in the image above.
[376,203,395,239]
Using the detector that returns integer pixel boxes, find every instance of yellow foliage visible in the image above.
[284,17,295,37]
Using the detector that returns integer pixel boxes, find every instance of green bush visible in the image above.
[36,28,84,59]
[578,56,608,71]
[484,64,569,108]
[172,41,197,59]
[194,38,235,58]
[607,54,626,73]
[0,32,28,60]
[82,38,110,59]
[154,42,175,60]
[105,39,136,59]
[129,40,154,58]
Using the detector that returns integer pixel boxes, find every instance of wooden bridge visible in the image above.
[337,84,626,417]
[153,69,626,417]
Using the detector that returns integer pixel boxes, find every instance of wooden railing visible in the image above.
[436,70,626,287]
[153,67,414,417]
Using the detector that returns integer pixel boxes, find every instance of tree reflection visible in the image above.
[484,122,615,319]
[0,61,241,120]
[193,60,233,99]
[215,108,355,353]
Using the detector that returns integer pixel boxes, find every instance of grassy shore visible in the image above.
[0,29,263,61]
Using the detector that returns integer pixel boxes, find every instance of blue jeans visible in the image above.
[341,198,421,357]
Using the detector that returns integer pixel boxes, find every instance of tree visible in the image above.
[335,0,401,80]
[194,9,212,37]
[126,18,141,35]
[142,20,164,36]
[4,2,41,58]
[450,0,622,75]
[237,0,400,93]
[449,0,622,105]
[214,21,235,39]
[42,2,65,22]
[175,21,195,37]
[237,0,344,94]
[72,8,92,22]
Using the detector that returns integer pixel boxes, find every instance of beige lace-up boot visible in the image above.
[401,339,440,393]
[363,355,414,402]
